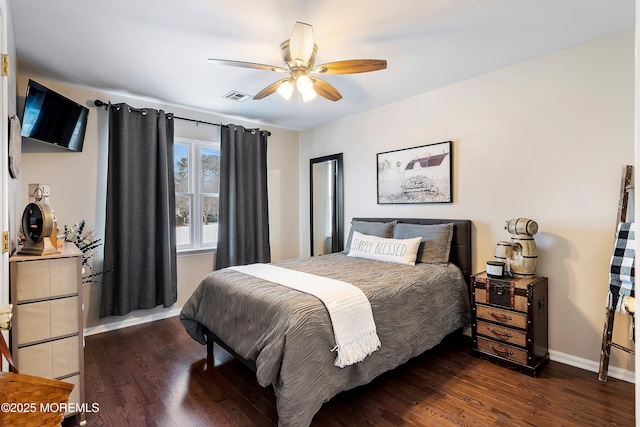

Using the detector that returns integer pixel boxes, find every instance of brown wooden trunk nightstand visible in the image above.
[471,271,549,376]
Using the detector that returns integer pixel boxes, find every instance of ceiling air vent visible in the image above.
[223,90,252,102]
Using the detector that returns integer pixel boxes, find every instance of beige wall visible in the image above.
[16,76,300,330]
[300,30,635,375]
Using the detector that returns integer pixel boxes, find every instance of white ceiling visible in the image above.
[9,0,635,131]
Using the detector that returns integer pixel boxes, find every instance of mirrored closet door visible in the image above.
[310,154,343,256]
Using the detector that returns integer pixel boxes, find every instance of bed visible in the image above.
[180,218,472,426]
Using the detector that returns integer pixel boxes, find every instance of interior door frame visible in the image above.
[0,0,9,371]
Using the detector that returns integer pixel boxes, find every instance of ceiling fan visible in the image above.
[208,22,387,102]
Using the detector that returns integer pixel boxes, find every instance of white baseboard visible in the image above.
[549,349,635,383]
[83,307,182,337]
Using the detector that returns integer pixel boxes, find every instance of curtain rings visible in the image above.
[127,106,147,115]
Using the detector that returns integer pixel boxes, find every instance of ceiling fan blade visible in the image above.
[289,22,315,64]
[208,59,286,72]
[312,59,387,74]
[253,78,289,100]
[310,77,342,102]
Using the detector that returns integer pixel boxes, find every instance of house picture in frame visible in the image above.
[377,141,452,204]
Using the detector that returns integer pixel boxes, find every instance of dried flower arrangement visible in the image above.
[63,220,111,284]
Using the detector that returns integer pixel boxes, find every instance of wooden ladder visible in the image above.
[598,164,634,382]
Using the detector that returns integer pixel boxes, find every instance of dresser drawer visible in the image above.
[64,374,81,415]
[476,320,527,347]
[15,296,79,344]
[49,257,80,296]
[14,257,79,301]
[474,287,528,312]
[477,337,528,365]
[475,304,527,329]
[17,335,80,379]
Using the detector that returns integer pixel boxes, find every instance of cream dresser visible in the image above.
[10,242,85,423]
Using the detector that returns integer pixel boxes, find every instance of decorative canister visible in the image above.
[505,218,538,236]
[486,261,505,278]
[493,218,540,279]
[509,235,538,277]
[494,240,513,263]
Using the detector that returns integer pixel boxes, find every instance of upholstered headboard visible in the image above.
[351,218,473,289]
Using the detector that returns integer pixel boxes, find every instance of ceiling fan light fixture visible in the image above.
[289,22,315,64]
[296,74,313,93]
[296,74,316,102]
[301,88,317,103]
[277,80,294,100]
[211,22,386,103]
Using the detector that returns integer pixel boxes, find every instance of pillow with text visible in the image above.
[347,231,421,265]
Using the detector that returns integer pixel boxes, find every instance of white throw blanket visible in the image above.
[229,263,381,367]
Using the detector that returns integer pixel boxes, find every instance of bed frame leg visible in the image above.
[206,338,214,361]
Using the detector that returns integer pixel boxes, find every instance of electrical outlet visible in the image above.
[28,183,51,204]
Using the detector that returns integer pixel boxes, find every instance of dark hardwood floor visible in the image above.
[71,316,634,426]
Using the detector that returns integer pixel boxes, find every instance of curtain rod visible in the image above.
[93,99,221,127]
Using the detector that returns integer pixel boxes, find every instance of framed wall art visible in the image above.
[377,141,452,204]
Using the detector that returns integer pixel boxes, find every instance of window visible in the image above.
[174,137,221,251]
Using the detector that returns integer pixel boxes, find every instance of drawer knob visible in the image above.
[488,311,512,321]
[488,327,512,339]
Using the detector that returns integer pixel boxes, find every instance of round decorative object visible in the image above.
[22,202,53,243]
[486,261,505,278]
[18,202,58,256]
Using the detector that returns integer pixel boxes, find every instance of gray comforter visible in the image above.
[180,253,470,426]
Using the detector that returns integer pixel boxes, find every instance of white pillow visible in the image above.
[347,231,422,265]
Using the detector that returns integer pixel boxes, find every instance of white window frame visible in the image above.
[175,136,220,253]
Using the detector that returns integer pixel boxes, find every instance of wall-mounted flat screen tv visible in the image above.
[21,79,89,152]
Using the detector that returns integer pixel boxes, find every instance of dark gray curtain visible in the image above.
[100,103,177,317]
[215,124,271,269]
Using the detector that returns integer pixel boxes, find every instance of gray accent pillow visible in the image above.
[393,223,454,264]
[344,220,397,253]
